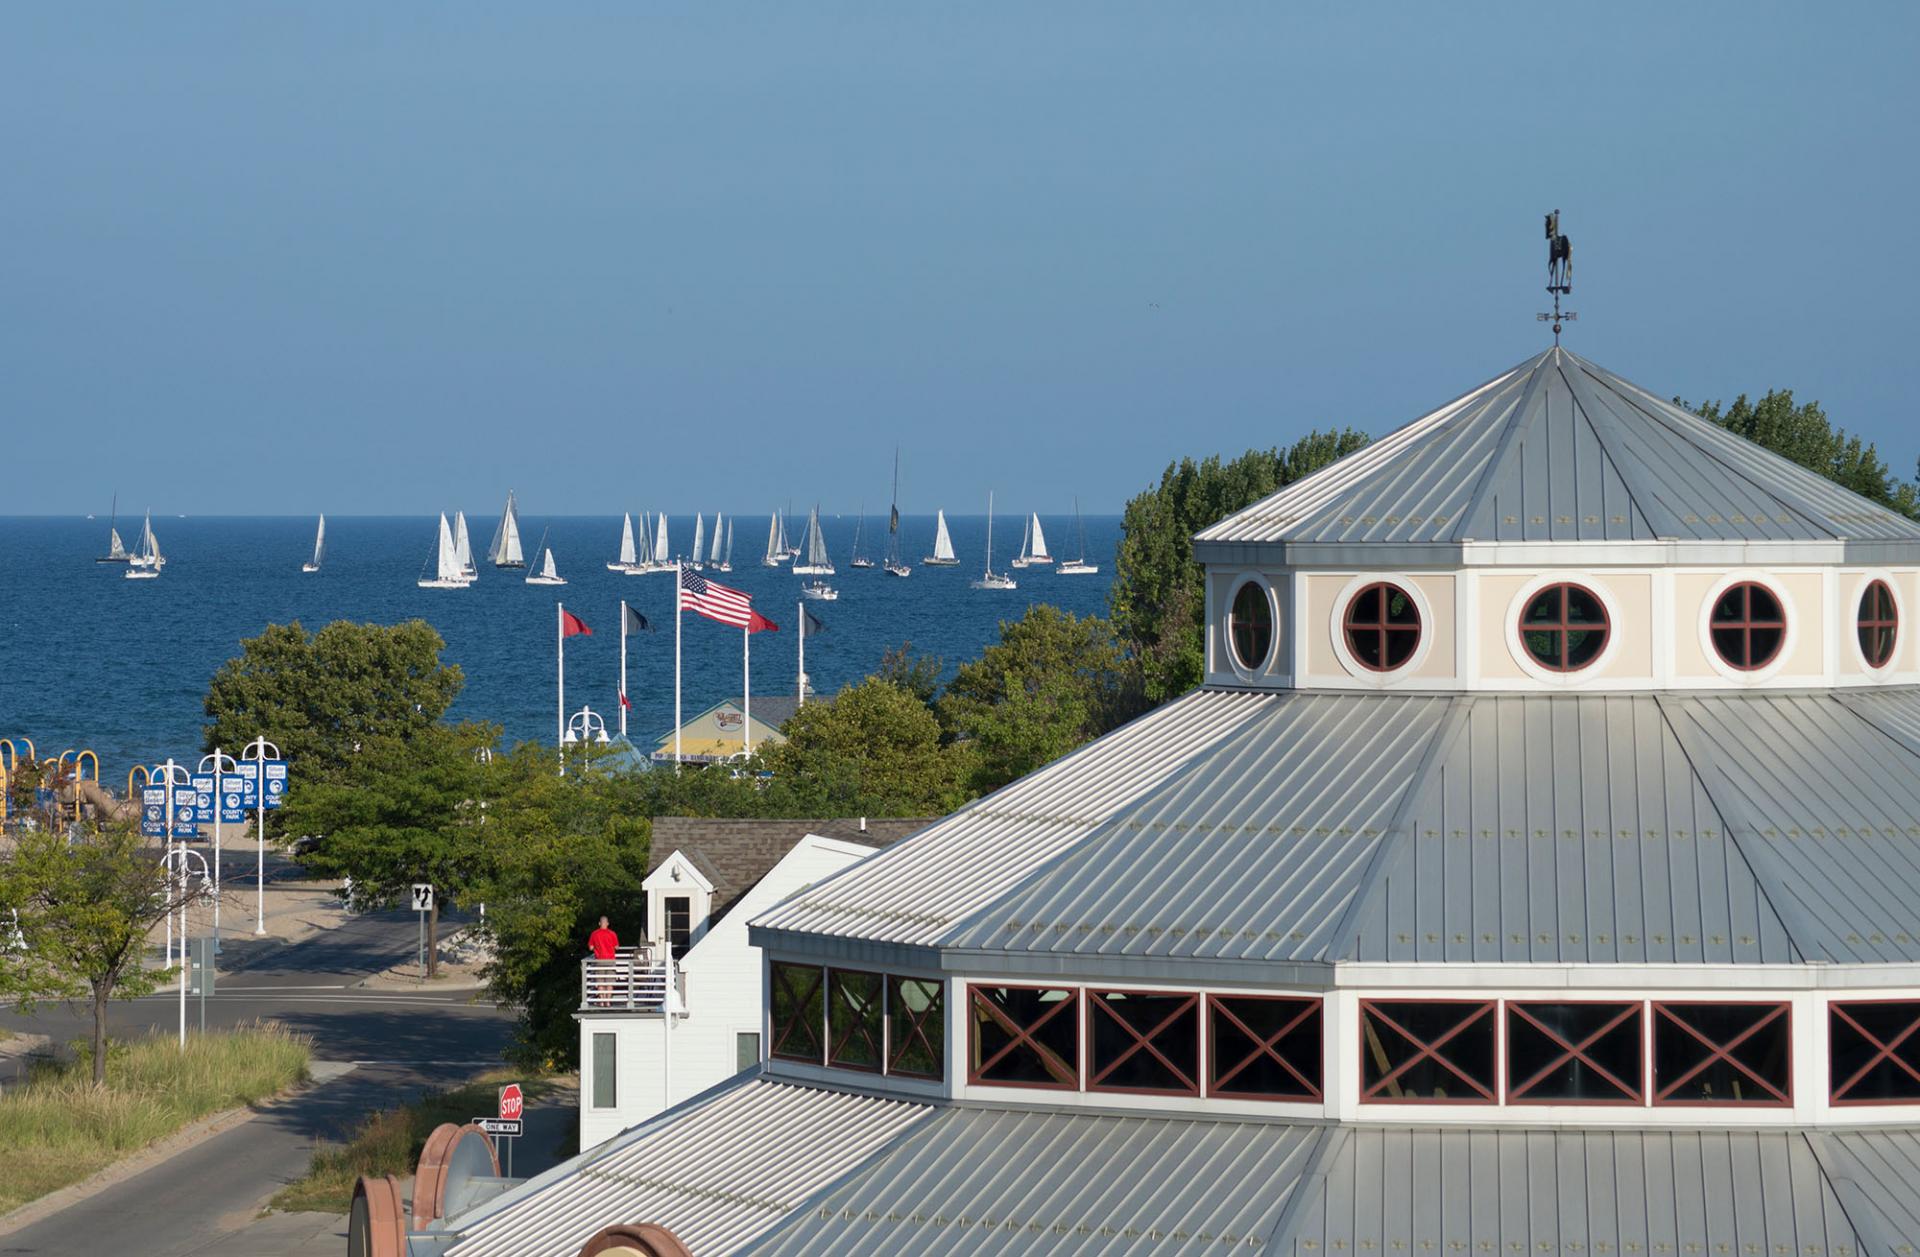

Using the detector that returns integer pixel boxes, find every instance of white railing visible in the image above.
[581,945,677,1011]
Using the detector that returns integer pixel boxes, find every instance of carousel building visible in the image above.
[411,346,1920,1255]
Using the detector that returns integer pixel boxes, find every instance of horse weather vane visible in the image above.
[1537,209,1577,343]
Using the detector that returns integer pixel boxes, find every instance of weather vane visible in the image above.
[1537,209,1577,343]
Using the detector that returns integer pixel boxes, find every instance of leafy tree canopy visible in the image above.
[757,677,975,816]
[1683,390,1920,519]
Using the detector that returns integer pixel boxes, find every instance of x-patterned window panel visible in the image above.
[1359,1000,1498,1103]
[1652,1001,1792,1107]
[887,977,945,1080]
[970,985,1080,1090]
[1506,1001,1644,1105]
[1831,1000,1920,1104]
[827,970,884,1073]
[769,963,825,1064]
[1207,995,1322,1101]
[1087,990,1201,1095]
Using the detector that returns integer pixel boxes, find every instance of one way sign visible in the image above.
[411,884,434,912]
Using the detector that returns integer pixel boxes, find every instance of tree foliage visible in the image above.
[1110,429,1370,704]
[758,678,975,815]
[203,620,464,786]
[1683,390,1920,519]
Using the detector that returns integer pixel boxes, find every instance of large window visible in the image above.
[1087,990,1200,1095]
[1519,583,1610,672]
[590,1032,617,1109]
[1653,1002,1791,1106]
[969,985,1079,1089]
[1859,580,1899,670]
[1228,581,1274,672]
[769,962,825,1064]
[887,977,946,1080]
[1831,1000,1920,1104]
[827,970,884,1073]
[1359,1000,1497,1103]
[735,1032,761,1073]
[1343,582,1422,672]
[1207,995,1321,1101]
[1506,1002,1643,1104]
[1709,582,1786,671]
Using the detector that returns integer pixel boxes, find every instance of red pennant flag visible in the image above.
[561,610,593,638]
[747,610,779,634]
[619,691,632,710]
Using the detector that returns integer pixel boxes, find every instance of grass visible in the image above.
[0,1022,312,1215]
[270,1069,565,1215]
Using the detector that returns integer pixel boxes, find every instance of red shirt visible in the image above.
[588,927,620,960]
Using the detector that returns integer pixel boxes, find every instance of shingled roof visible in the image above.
[648,816,934,924]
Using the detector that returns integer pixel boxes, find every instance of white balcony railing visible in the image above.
[581,946,679,1012]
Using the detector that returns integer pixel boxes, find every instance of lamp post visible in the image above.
[197,749,237,953]
[151,759,191,973]
[240,737,282,936]
[560,705,610,775]
[161,846,212,1048]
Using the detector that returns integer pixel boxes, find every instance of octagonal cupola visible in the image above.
[1193,346,1920,693]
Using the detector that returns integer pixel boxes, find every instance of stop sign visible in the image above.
[498,1083,524,1121]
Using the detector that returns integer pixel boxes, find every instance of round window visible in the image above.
[1519,583,1610,672]
[1709,582,1786,671]
[1343,582,1422,672]
[1859,579,1899,670]
[1228,582,1274,672]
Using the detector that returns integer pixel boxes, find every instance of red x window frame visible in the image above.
[1358,999,1498,1104]
[1206,995,1322,1101]
[1708,581,1786,671]
[968,984,1079,1091]
[1651,1001,1792,1107]
[1342,582,1422,673]
[886,976,945,1080]
[1086,990,1201,1096]
[1857,580,1899,670]
[769,963,825,1064]
[1505,1000,1644,1105]
[826,969,884,1073]
[1517,582,1611,672]
[1830,999,1920,1105]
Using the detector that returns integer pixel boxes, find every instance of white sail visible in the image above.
[454,512,475,576]
[101,494,130,561]
[653,513,670,563]
[691,514,706,565]
[794,506,835,575]
[526,527,565,584]
[722,517,733,567]
[763,512,784,566]
[541,548,558,579]
[489,491,524,567]
[709,513,724,563]
[926,509,957,564]
[1029,514,1051,561]
[616,514,637,566]
[417,512,470,586]
[972,492,1017,590]
[107,527,126,559]
[637,511,654,566]
[304,515,326,571]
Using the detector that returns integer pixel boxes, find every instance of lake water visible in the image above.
[0,512,1119,779]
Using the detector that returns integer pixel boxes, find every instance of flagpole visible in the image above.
[619,599,629,739]
[797,599,805,707]
[673,562,683,766]
[743,621,751,759]
[557,601,566,775]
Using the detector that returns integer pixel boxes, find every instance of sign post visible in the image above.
[240,738,284,936]
[197,749,237,952]
[411,883,434,974]
[476,1083,525,1175]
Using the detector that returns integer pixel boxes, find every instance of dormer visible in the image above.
[642,850,715,958]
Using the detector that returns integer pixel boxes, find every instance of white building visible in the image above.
[379,345,1920,1256]
[575,817,927,1149]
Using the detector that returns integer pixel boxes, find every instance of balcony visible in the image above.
[580,946,681,1013]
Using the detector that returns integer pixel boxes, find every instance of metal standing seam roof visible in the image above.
[1196,347,1920,547]
[750,688,1281,947]
[443,1077,934,1257]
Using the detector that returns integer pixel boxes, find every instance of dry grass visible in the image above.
[0,1023,312,1214]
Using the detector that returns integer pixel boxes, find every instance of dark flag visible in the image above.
[624,604,652,634]
[803,607,828,637]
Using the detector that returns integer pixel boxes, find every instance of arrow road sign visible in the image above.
[474,1118,521,1137]
[411,884,434,912]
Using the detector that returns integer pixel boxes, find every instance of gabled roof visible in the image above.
[649,817,932,925]
[1197,347,1920,547]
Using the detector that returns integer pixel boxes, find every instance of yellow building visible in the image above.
[648,696,799,765]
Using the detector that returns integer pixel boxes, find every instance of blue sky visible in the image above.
[3,3,1915,515]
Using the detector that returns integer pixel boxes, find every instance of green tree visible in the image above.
[0,824,185,1084]
[1111,430,1370,704]
[758,678,973,815]
[281,722,496,976]
[203,621,465,787]
[875,642,945,710]
[940,606,1127,794]
[1683,390,1920,518]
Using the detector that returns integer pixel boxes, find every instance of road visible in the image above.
[0,907,521,1255]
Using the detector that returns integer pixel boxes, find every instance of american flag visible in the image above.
[678,567,754,628]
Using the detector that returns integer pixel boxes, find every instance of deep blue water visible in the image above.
[0,512,1118,778]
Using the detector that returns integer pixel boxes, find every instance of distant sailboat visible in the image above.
[124,511,163,579]
[971,493,1017,590]
[1011,512,1053,568]
[793,506,835,576]
[1057,498,1099,574]
[762,512,787,567]
[884,451,911,578]
[97,495,130,563]
[626,511,657,574]
[418,513,473,588]
[489,492,525,569]
[689,514,707,570]
[709,513,726,568]
[525,527,566,585]
[801,580,838,601]
[923,509,959,566]
[302,515,326,573]
[850,506,874,568]
[652,512,671,570]
[609,513,638,572]
[454,512,477,580]
[716,517,733,572]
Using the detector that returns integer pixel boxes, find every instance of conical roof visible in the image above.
[1197,347,1920,546]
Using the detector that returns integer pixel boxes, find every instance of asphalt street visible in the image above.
[0,907,522,1255]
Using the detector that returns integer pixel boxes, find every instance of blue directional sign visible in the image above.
[171,791,201,838]
[230,762,260,807]
[218,774,249,823]
[140,786,168,838]
[262,760,288,809]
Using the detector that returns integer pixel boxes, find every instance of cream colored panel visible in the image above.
[1477,574,1533,681]
[1411,574,1456,680]
[1602,573,1653,677]
[1671,571,1719,679]
[1778,571,1823,676]
[1307,574,1347,676]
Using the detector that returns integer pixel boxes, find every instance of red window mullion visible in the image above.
[1506,1002,1641,1102]
[971,987,1077,1088]
[1831,1003,1920,1100]
[1361,1001,1496,1102]
[1089,993,1198,1092]
[1653,1003,1790,1104]
[1210,997,1320,1099]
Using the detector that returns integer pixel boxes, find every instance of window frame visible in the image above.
[1503,1000,1645,1107]
[1357,998,1500,1105]
[1707,580,1787,672]
[1857,578,1900,671]
[1085,989,1202,1097]
[826,968,885,1074]
[1226,578,1277,675]
[1516,582,1613,674]
[1205,994,1323,1102]
[1341,581,1424,674]
[886,975,946,1081]
[1650,1000,1793,1108]
[1829,998,1920,1106]
[590,1031,618,1110]
[768,962,826,1065]
[967,983,1081,1092]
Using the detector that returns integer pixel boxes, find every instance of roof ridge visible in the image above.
[1455,350,1562,540]
[1551,352,1667,538]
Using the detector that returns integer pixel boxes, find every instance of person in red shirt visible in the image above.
[588,916,620,1005]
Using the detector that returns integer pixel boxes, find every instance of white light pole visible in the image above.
[241,736,281,936]
[163,846,211,1048]
[561,705,610,774]
[152,759,190,973]
[197,749,237,953]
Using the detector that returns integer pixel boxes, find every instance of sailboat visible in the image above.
[302,515,326,573]
[97,495,130,562]
[627,511,658,574]
[971,493,1017,590]
[124,511,163,579]
[850,506,874,569]
[689,514,707,570]
[781,504,800,559]
[884,451,911,578]
[488,491,525,569]
[793,506,835,576]
[1057,498,1100,574]
[709,513,726,570]
[454,512,477,580]
[762,512,787,567]
[801,580,838,601]
[922,509,959,566]
[1011,512,1053,568]
[609,513,638,572]
[650,512,671,571]
[418,513,474,588]
[715,517,734,572]
[525,528,566,585]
